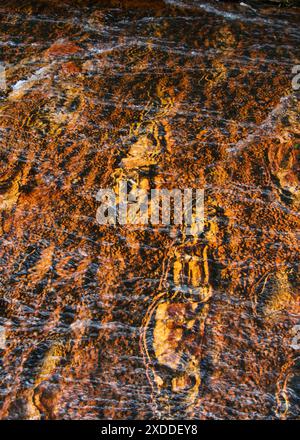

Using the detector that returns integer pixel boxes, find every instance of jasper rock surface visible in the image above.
[0,0,299,419]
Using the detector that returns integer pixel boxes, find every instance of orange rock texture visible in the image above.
[0,0,299,419]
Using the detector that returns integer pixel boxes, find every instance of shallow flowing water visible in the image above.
[0,0,299,420]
